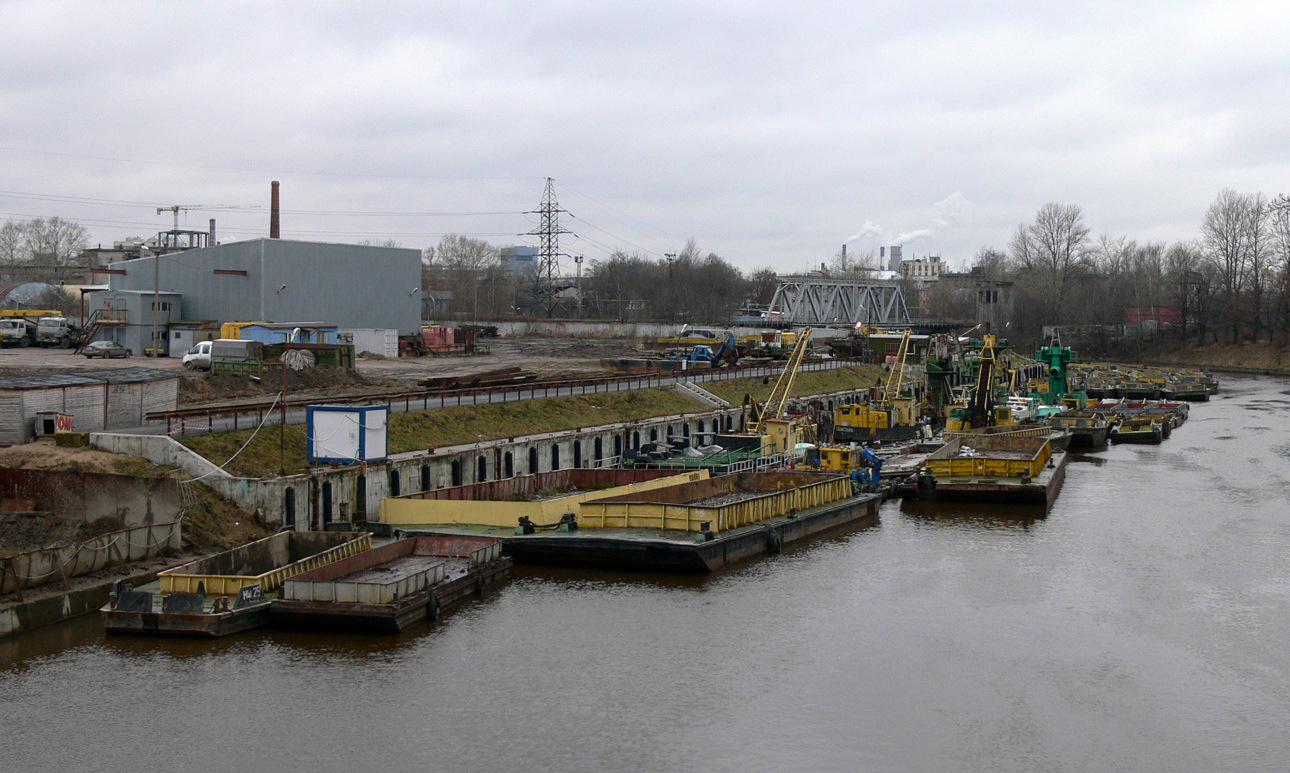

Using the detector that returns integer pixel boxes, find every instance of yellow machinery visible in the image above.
[750,327,812,435]
[219,321,268,339]
[831,328,918,442]
[835,403,893,435]
[0,309,60,319]
[945,334,1016,431]
[881,328,912,410]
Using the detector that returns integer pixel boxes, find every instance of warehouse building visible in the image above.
[97,238,421,337]
[0,368,178,445]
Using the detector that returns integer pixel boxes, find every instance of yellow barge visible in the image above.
[908,435,1067,506]
[102,531,371,637]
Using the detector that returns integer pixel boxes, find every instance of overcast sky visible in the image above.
[2,1,1287,273]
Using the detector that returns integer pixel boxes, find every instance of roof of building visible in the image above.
[0,367,177,390]
[242,321,334,329]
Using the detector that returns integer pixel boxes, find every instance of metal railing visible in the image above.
[150,357,867,437]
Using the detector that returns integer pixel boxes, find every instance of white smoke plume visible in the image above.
[851,192,974,247]
[845,219,882,243]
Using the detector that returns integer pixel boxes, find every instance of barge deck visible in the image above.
[498,492,882,572]
[271,535,511,633]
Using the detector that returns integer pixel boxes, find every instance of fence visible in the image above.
[0,519,183,598]
[148,358,865,437]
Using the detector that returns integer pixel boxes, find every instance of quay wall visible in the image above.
[94,387,869,531]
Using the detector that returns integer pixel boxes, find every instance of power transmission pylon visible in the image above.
[526,178,571,318]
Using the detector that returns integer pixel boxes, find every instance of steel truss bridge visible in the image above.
[766,276,910,326]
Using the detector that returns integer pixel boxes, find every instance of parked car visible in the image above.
[82,341,132,359]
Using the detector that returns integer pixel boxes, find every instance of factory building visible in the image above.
[96,238,422,341]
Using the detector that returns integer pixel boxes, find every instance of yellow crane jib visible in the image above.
[751,327,812,434]
[881,328,912,409]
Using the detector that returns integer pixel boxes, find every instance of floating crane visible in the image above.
[750,327,813,434]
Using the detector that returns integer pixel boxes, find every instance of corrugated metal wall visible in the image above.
[109,239,421,334]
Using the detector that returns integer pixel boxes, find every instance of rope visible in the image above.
[178,391,283,482]
[1,521,181,591]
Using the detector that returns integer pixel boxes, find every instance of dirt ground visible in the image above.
[0,438,162,475]
[0,336,646,406]
[0,438,272,558]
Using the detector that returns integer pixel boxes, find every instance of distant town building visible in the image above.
[880,245,903,272]
[500,246,540,276]
[938,266,1014,334]
[899,254,944,280]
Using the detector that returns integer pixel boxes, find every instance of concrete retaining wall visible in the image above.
[0,519,182,595]
[92,384,867,531]
[0,468,181,528]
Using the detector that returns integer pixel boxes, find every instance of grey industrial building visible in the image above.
[95,239,422,349]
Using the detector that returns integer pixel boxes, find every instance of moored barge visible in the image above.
[271,535,510,633]
[101,532,371,637]
[905,435,1067,506]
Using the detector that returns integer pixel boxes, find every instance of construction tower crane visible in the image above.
[157,204,202,230]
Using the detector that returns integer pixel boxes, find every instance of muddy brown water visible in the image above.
[3,375,1290,772]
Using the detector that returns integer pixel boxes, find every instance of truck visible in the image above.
[35,316,83,348]
[0,318,36,347]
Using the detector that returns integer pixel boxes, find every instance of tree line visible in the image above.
[422,235,779,322]
[917,191,1290,349]
[0,216,91,283]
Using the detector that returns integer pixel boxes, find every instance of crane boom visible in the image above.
[751,327,812,433]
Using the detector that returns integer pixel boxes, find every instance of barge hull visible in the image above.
[103,604,271,638]
[271,555,512,633]
[503,493,881,573]
[906,451,1068,505]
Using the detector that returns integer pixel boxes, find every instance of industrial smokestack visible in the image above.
[270,180,280,239]
[842,243,847,259]
[209,218,216,246]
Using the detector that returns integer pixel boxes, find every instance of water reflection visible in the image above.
[899,498,1048,528]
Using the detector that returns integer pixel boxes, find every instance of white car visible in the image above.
[182,340,213,370]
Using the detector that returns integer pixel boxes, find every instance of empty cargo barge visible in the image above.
[905,436,1068,506]
[271,534,511,633]
[101,532,371,637]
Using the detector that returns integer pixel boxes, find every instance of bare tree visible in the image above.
[1269,195,1290,343]
[425,234,500,318]
[830,246,881,277]
[1201,189,1263,341]
[748,268,780,305]
[0,220,24,281]
[22,217,89,282]
[1009,203,1090,325]
[1165,241,1207,339]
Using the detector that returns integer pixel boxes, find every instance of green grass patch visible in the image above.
[178,364,885,478]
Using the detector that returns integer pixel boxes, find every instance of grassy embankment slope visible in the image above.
[1120,339,1290,374]
[180,364,883,478]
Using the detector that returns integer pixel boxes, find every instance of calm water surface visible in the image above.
[4,375,1289,772]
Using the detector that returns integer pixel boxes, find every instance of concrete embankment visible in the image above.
[0,554,198,639]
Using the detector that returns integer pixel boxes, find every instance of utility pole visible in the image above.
[574,255,583,317]
[526,178,570,318]
[150,204,199,357]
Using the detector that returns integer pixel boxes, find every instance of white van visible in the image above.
[182,340,213,370]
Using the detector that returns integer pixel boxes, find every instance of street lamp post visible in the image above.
[665,253,676,322]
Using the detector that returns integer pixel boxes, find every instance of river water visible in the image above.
[3,375,1289,772]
